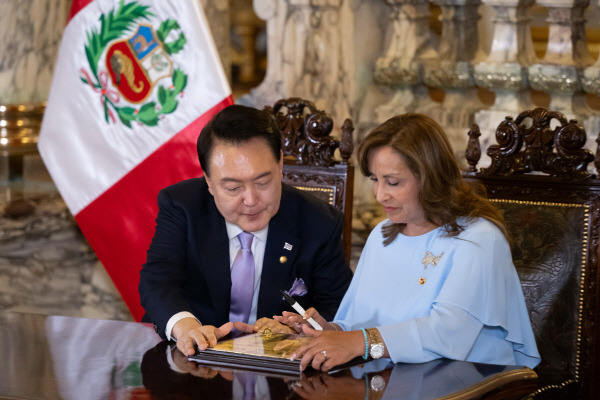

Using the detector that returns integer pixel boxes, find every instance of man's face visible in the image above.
[205,137,283,232]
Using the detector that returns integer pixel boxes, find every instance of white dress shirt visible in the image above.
[165,222,268,340]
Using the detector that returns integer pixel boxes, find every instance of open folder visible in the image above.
[188,332,367,376]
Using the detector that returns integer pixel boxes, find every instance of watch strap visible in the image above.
[366,328,384,358]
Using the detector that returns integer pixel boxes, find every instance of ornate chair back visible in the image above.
[463,108,600,399]
[264,98,354,261]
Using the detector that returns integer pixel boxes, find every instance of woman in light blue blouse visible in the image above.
[275,113,540,372]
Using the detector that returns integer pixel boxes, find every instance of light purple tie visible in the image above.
[229,232,255,323]
[237,372,256,400]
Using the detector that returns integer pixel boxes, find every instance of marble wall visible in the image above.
[0,0,70,104]
[0,185,131,320]
[0,0,70,182]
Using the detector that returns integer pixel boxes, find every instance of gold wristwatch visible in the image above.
[366,328,385,359]
[365,372,386,400]
[370,374,386,391]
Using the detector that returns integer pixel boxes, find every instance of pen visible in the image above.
[280,289,323,330]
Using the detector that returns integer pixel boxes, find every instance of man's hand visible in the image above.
[172,317,233,356]
[232,321,257,334]
[171,347,234,380]
[232,318,295,334]
[254,317,295,333]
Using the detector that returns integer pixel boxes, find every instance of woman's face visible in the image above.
[367,146,431,235]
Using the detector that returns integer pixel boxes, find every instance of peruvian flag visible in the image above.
[38,0,233,320]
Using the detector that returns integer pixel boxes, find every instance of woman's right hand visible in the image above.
[273,308,335,332]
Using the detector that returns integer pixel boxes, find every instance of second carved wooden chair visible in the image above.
[264,98,354,262]
[463,108,600,400]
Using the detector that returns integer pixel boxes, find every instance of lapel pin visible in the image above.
[284,242,293,251]
[279,256,288,264]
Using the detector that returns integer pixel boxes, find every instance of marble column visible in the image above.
[371,0,441,124]
[239,0,288,107]
[473,0,537,167]
[423,0,486,161]
[0,0,70,182]
[230,0,264,83]
[527,0,599,150]
[285,0,355,125]
[582,1,600,98]
[242,0,355,128]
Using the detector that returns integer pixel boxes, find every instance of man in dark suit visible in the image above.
[139,104,352,357]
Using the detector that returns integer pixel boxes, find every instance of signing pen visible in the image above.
[280,289,323,330]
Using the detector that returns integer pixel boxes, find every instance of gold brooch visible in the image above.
[421,251,443,270]
[420,251,444,284]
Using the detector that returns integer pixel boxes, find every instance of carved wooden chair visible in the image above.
[264,98,354,261]
[463,108,600,399]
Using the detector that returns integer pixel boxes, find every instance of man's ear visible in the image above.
[279,150,284,175]
[205,175,214,195]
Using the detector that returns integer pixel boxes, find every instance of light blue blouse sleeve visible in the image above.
[433,222,540,367]
[378,303,483,363]
[378,301,539,368]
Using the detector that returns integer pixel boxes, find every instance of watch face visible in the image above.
[370,374,386,391]
[370,343,385,359]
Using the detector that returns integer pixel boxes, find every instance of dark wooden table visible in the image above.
[0,311,537,399]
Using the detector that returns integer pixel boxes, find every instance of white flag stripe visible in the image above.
[38,0,230,215]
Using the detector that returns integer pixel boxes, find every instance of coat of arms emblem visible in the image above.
[80,0,188,127]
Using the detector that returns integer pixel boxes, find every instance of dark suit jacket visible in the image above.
[139,178,352,339]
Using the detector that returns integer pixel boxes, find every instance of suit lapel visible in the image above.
[199,201,231,324]
[257,189,300,319]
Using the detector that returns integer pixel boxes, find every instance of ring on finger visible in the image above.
[321,350,327,359]
[263,327,272,335]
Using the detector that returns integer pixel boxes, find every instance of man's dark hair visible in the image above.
[197,104,282,176]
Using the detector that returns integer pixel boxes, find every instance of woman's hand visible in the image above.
[273,308,335,332]
[292,372,366,400]
[290,325,365,372]
[254,317,295,333]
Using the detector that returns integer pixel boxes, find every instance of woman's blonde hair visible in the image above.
[357,113,507,245]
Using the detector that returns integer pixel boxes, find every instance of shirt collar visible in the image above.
[225,221,268,243]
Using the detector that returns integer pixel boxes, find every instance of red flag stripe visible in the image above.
[75,96,233,320]
[68,0,94,21]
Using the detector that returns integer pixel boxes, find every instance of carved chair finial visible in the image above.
[475,107,595,180]
[266,97,352,167]
[595,133,600,173]
[339,118,354,164]
[465,124,482,173]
